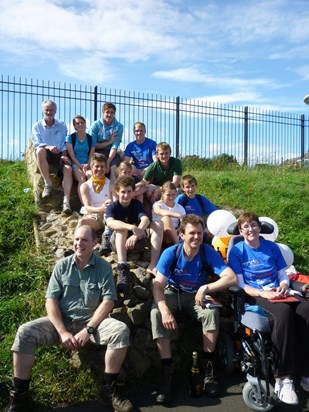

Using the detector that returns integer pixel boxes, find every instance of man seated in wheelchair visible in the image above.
[228,211,309,406]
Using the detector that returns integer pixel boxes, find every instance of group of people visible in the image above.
[5,101,309,411]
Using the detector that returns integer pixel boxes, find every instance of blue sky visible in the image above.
[1,0,309,114]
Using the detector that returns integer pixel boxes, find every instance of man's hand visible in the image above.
[46,145,59,154]
[126,234,138,249]
[161,309,178,331]
[60,330,79,350]
[109,131,121,145]
[132,227,146,240]
[74,328,91,348]
[195,286,206,307]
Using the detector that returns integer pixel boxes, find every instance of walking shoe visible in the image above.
[62,199,71,214]
[156,364,174,404]
[42,184,52,199]
[5,390,33,412]
[301,376,309,392]
[275,378,298,405]
[202,359,221,397]
[99,383,133,412]
[116,263,130,293]
[99,234,112,255]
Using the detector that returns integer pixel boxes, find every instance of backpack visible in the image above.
[169,242,213,282]
[70,132,92,157]
[179,194,205,214]
[168,242,230,314]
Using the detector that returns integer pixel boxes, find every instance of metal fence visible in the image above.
[1,75,308,166]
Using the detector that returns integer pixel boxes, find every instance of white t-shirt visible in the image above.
[152,201,185,228]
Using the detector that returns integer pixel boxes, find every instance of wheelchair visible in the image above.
[227,284,275,411]
[217,220,279,411]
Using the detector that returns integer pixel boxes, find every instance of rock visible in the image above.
[133,285,152,300]
[127,348,152,377]
[126,302,152,325]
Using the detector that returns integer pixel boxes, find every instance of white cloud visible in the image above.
[152,67,274,91]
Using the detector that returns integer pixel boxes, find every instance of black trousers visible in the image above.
[252,295,309,378]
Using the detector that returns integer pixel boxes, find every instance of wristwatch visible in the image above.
[86,325,95,335]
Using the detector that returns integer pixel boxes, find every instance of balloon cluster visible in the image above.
[206,211,294,268]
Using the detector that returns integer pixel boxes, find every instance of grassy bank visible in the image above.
[0,159,308,409]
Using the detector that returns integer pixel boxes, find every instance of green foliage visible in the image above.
[181,153,239,171]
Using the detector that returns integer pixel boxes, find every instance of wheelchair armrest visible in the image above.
[229,286,246,322]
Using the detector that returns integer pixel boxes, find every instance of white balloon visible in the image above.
[207,210,237,237]
[259,216,279,242]
[276,243,294,268]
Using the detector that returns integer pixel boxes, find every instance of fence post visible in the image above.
[244,106,248,166]
[94,86,98,121]
[301,114,305,167]
[175,96,180,158]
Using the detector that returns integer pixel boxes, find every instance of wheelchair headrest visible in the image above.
[227,221,274,236]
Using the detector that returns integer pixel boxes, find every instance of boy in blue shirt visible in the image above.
[176,175,218,219]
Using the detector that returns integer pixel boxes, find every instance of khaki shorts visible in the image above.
[110,229,151,253]
[150,289,220,341]
[11,316,130,355]
[79,208,105,226]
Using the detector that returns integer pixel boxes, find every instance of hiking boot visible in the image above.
[5,390,33,412]
[42,184,52,199]
[156,364,173,404]
[202,359,221,397]
[62,199,71,214]
[99,234,112,255]
[99,383,133,412]
[117,263,130,293]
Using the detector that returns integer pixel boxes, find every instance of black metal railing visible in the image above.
[1,75,308,166]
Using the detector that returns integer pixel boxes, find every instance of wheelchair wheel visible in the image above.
[243,381,274,412]
[216,331,236,374]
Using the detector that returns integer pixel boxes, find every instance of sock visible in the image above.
[44,181,52,187]
[203,351,215,361]
[104,372,119,386]
[161,358,173,366]
[13,377,30,394]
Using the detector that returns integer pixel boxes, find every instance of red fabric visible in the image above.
[288,272,309,283]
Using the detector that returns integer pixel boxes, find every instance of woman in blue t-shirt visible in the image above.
[229,211,309,405]
[66,115,96,203]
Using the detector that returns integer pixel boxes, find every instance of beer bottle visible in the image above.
[189,351,202,397]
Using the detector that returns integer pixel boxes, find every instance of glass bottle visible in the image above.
[189,351,202,397]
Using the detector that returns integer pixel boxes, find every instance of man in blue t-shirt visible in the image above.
[150,214,236,403]
[106,176,163,293]
[124,121,157,178]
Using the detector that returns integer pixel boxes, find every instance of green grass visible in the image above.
[0,159,308,409]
